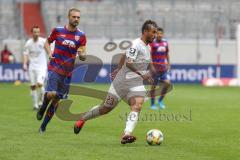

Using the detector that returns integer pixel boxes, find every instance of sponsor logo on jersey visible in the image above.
[62,40,76,48]
[157,46,167,52]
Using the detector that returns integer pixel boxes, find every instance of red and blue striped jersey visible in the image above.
[47,26,86,77]
[150,38,169,72]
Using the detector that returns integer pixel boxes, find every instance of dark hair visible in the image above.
[68,8,80,17]
[157,27,164,33]
[31,25,40,32]
[141,20,158,34]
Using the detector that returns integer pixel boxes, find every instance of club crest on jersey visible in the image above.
[75,35,80,41]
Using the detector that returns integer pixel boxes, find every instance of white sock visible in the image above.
[82,105,101,121]
[38,86,45,105]
[124,111,139,135]
[31,90,38,108]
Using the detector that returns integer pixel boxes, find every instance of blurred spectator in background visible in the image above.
[56,15,62,25]
[0,44,15,64]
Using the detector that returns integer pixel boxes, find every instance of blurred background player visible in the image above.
[1,44,15,64]
[36,8,87,133]
[74,20,157,144]
[23,26,48,110]
[150,27,171,110]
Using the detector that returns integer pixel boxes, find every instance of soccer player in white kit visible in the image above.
[23,26,48,110]
[74,20,158,144]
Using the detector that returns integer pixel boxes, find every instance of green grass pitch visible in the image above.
[0,83,240,160]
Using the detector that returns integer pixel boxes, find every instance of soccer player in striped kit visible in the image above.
[150,27,171,110]
[36,8,87,133]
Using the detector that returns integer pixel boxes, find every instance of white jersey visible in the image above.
[108,38,151,101]
[23,37,47,71]
[120,38,152,79]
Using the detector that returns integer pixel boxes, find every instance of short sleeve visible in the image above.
[79,34,87,47]
[77,34,87,53]
[47,28,58,43]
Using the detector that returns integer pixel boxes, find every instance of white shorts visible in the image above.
[108,82,146,101]
[28,69,47,86]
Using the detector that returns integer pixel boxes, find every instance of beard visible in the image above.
[146,37,154,44]
[70,21,79,27]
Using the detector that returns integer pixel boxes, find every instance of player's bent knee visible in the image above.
[37,83,43,88]
[30,85,37,90]
[129,97,144,112]
[46,91,57,99]
[131,103,143,112]
[129,97,143,105]
[164,81,171,86]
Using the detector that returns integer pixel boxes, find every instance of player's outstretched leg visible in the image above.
[74,94,119,134]
[121,96,143,144]
[74,105,115,134]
